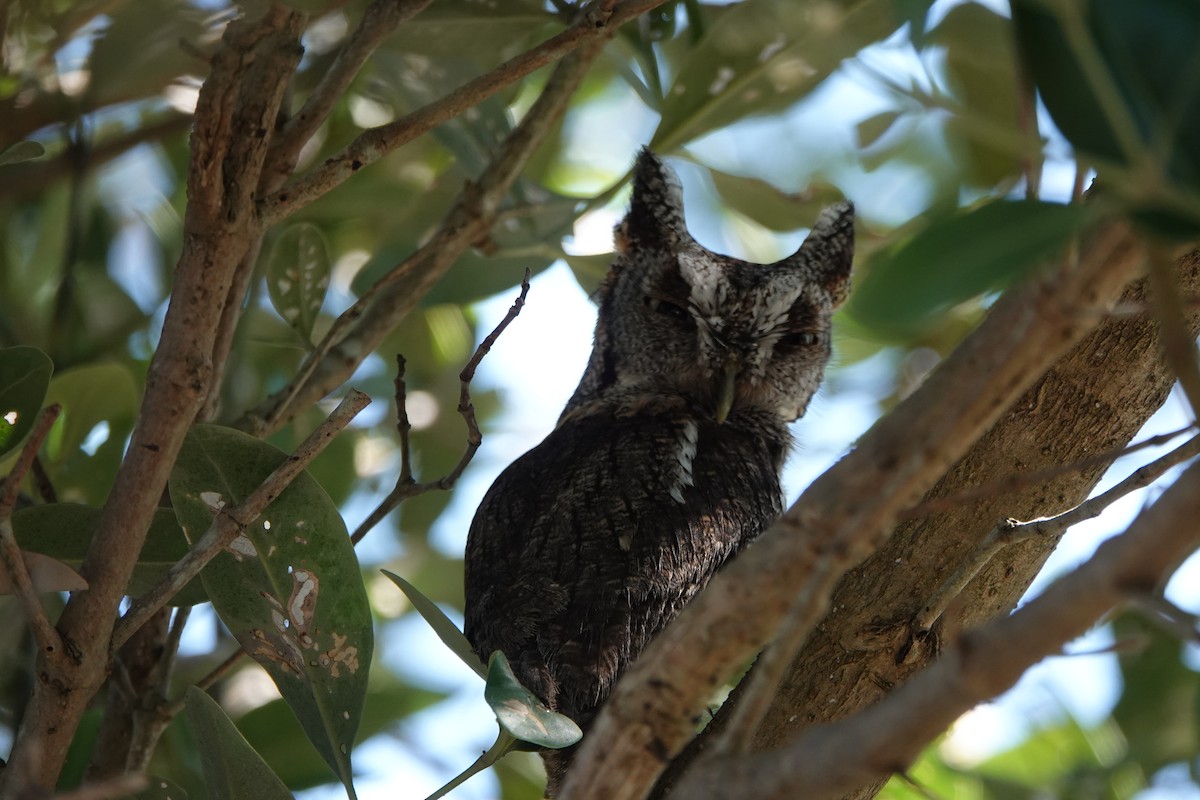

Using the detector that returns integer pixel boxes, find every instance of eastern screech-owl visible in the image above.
[464,149,853,793]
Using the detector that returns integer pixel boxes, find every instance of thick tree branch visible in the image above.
[0,11,307,794]
[561,223,1143,800]
[669,456,1200,800]
[257,0,669,225]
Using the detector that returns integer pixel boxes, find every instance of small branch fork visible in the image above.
[113,390,371,650]
[911,430,1200,638]
[351,270,531,545]
[0,404,65,657]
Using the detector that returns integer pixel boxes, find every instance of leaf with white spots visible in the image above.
[266,223,331,347]
[169,424,372,800]
[651,0,898,152]
[184,688,292,800]
[0,345,53,458]
[128,775,188,800]
[484,651,582,750]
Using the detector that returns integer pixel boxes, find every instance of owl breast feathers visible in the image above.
[464,149,853,793]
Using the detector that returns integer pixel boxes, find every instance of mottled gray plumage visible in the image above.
[464,149,853,794]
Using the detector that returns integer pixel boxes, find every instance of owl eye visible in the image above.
[645,297,693,324]
[777,331,821,349]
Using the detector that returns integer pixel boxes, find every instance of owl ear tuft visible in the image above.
[782,200,854,307]
[614,148,692,255]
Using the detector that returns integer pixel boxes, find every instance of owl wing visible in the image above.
[463,411,783,726]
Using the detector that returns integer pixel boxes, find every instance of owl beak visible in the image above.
[714,356,740,424]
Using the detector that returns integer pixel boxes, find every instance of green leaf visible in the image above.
[183,688,293,800]
[382,569,485,679]
[708,169,847,232]
[856,109,903,149]
[129,776,188,800]
[169,424,373,800]
[237,677,446,791]
[563,253,613,296]
[0,549,86,594]
[484,651,582,750]
[43,362,138,461]
[266,223,331,346]
[0,346,53,458]
[12,503,207,606]
[1012,0,1200,224]
[849,200,1093,337]
[931,3,1023,188]
[0,140,46,167]
[652,0,899,152]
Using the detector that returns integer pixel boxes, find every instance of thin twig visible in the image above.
[912,432,1200,635]
[1129,594,1200,644]
[259,0,668,224]
[0,404,65,656]
[902,422,1196,520]
[114,389,371,649]
[30,455,58,504]
[350,272,531,545]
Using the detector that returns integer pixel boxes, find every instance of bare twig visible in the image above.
[113,389,371,649]
[50,774,148,800]
[0,404,65,657]
[350,271,531,545]
[913,431,1200,635]
[902,422,1195,520]
[258,0,668,224]
[29,455,57,504]
[665,458,1200,800]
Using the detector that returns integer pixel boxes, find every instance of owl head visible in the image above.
[568,149,854,425]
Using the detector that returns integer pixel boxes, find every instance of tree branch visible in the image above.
[257,0,669,225]
[240,36,611,437]
[0,11,308,793]
[263,0,434,187]
[912,430,1200,635]
[561,223,1144,800]
[668,456,1200,800]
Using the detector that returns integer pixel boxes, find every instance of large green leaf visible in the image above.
[183,688,292,800]
[0,346,53,458]
[265,223,331,346]
[1012,0,1200,229]
[169,424,373,800]
[651,0,898,152]
[236,677,445,790]
[484,651,581,750]
[709,169,847,232]
[11,504,207,606]
[849,200,1093,337]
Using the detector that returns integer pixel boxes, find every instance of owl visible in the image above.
[464,149,853,794]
